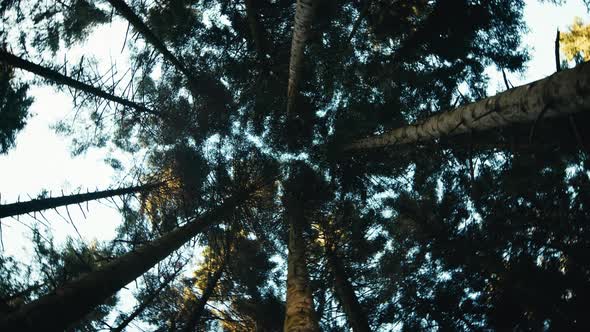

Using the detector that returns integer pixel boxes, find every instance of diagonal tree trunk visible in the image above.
[106,0,232,121]
[287,0,316,114]
[105,0,192,80]
[0,283,45,314]
[324,244,370,332]
[284,196,321,332]
[181,261,225,332]
[0,182,161,219]
[0,192,250,331]
[0,50,160,118]
[344,61,590,151]
[110,266,182,332]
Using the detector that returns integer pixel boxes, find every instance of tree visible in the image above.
[0,50,160,118]
[28,232,119,332]
[323,224,371,332]
[110,268,179,332]
[111,256,184,332]
[343,61,590,151]
[0,182,162,219]
[560,17,590,63]
[282,163,331,332]
[179,254,226,332]
[0,61,32,153]
[1,0,589,331]
[106,0,194,80]
[0,189,252,331]
[287,0,316,114]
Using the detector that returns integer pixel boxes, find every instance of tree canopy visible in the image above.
[1,0,589,331]
[561,16,590,62]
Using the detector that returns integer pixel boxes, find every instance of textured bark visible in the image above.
[325,247,370,332]
[0,50,159,117]
[0,183,160,219]
[110,268,181,332]
[344,61,590,151]
[284,204,320,332]
[181,262,225,332]
[287,0,315,114]
[0,193,247,331]
[106,0,192,80]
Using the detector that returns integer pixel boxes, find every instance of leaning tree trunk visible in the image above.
[0,182,161,219]
[106,0,191,79]
[287,0,316,114]
[0,50,159,118]
[106,0,232,125]
[344,61,590,151]
[110,266,182,332]
[181,262,225,332]
[0,283,45,314]
[284,200,320,332]
[0,192,249,331]
[325,245,370,332]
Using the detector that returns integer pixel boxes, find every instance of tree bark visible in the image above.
[0,183,161,219]
[105,0,192,80]
[0,283,45,314]
[110,267,181,332]
[181,262,225,332]
[344,61,590,151]
[0,50,160,118]
[287,0,315,114]
[284,200,320,332]
[325,246,370,332]
[0,192,248,331]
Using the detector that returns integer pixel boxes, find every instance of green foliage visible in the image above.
[31,230,118,331]
[0,63,32,153]
[1,0,589,331]
[0,254,33,313]
[147,0,202,47]
[28,0,110,53]
[62,0,110,45]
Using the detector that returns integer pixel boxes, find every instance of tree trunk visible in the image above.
[181,262,225,332]
[105,0,191,80]
[110,267,181,332]
[0,183,161,219]
[325,246,370,332]
[0,50,160,118]
[344,61,590,151]
[106,0,232,124]
[0,283,45,314]
[245,0,267,59]
[284,202,320,332]
[0,192,248,331]
[287,0,316,114]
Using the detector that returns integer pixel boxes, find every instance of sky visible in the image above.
[0,0,589,329]
[0,18,137,258]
